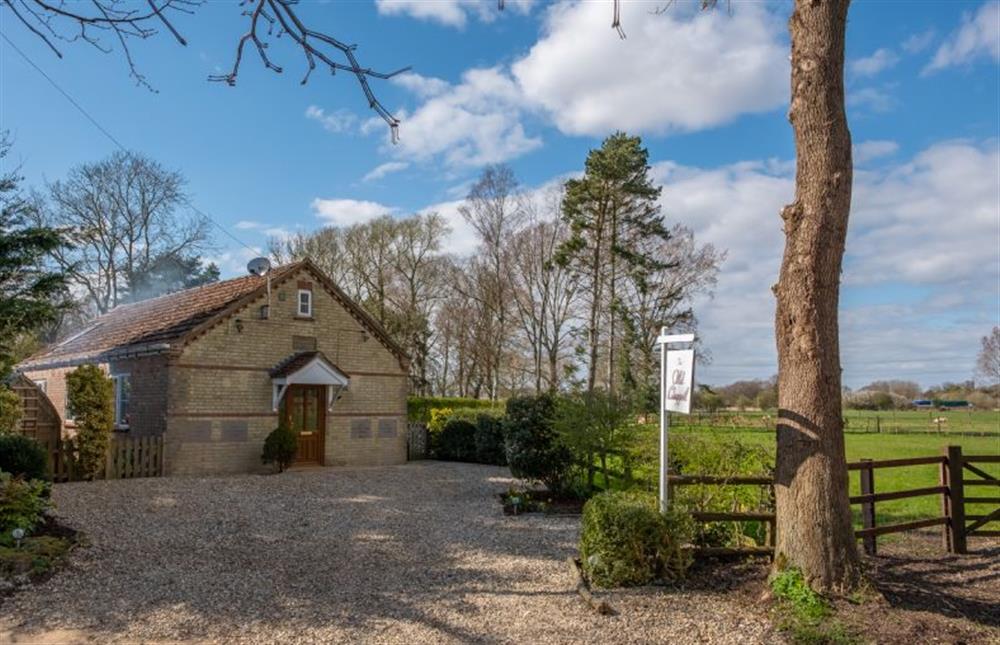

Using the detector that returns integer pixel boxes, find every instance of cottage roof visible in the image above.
[17,259,407,371]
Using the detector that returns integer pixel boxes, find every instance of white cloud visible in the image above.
[651,140,999,387]
[901,29,935,54]
[305,105,358,134]
[310,198,397,227]
[854,140,899,164]
[234,220,261,230]
[363,161,409,182]
[264,227,294,241]
[203,245,265,277]
[511,1,788,136]
[374,0,533,28]
[850,48,899,77]
[417,199,480,256]
[925,1,1000,73]
[848,86,895,113]
[847,140,999,287]
[386,68,542,168]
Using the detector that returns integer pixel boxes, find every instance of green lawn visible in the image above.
[672,408,999,435]
[672,428,999,533]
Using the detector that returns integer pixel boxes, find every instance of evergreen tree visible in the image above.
[556,132,672,393]
[0,135,68,377]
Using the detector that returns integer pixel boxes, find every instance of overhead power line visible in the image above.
[0,30,258,255]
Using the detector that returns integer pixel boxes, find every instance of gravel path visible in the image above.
[1,462,774,644]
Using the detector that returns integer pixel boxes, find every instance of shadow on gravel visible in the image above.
[869,545,1000,629]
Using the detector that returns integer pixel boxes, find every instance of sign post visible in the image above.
[657,328,696,513]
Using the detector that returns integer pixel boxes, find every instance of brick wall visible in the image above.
[17,364,97,434]
[165,267,408,475]
[109,355,168,438]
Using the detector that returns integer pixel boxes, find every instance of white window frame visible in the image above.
[112,373,131,430]
[297,289,313,318]
[33,379,47,394]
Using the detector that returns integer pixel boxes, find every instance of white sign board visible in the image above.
[663,349,695,415]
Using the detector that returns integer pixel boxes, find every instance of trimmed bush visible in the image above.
[66,365,114,480]
[436,418,477,462]
[504,394,573,493]
[0,471,51,534]
[580,491,693,588]
[0,434,49,481]
[262,423,297,472]
[0,387,22,434]
[474,413,506,465]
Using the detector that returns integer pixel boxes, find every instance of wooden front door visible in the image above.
[283,385,325,464]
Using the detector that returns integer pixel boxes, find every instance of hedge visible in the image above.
[407,396,503,423]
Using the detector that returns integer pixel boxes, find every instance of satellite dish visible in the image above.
[247,257,272,276]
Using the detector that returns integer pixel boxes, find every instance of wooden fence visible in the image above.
[49,433,165,482]
[670,445,998,558]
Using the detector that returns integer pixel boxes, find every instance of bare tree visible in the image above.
[39,151,209,314]
[458,165,525,400]
[4,0,406,134]
[619,225,723,400]
[976,326,1000,385]
[269,227,352,294]
[387,213,451,394]
[509,189,579,393]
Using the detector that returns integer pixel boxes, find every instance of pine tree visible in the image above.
[556,132,671,393]
[0,135,68,377]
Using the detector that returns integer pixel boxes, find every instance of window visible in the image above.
[33,379,47,394]
[113,374,131,429]
[297,289,313,317]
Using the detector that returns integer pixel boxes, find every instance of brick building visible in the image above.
[16,260,410,475]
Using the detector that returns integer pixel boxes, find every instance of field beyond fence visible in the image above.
[672,408,999,436]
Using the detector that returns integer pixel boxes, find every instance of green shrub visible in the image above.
[66,365,114,480]
[427,407,454,435]
[0,471,51,534]
[504,394,573,493]
[0,386,22,434]
[670,435,774,548]
[554,390,636,492]
[0,434,49,481]
[580,490,693,588]
[262,423,297,472]
[474,413,506,465]
[407,396,502,423]
[435,418,477,461]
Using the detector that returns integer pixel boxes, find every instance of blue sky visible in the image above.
[2,0,998,389]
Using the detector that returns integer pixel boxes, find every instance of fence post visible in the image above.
[945,445,967,554]
[940,453,953,552]
[860,459,877,555]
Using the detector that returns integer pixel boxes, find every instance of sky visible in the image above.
[2,0,998,389]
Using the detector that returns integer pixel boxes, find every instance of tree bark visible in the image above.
[773,0,861,593]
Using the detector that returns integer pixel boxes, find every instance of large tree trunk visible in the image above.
[773,0,860,593]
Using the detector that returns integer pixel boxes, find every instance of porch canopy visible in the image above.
[269,351,349,411]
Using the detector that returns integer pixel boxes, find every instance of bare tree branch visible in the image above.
[2,0,407,138]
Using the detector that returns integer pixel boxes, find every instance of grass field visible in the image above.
[671,427,999,534]
[672,408,1000,435]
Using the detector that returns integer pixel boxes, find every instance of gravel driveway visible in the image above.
[1,462,773,644]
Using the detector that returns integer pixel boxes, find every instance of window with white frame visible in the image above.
[33,379,47,393]
[297,289,313,317]
[112,374,131,429]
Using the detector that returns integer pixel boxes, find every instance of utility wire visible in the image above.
[0,30,258,254]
